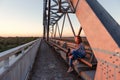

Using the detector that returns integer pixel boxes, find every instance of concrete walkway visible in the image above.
[29,40,81,80]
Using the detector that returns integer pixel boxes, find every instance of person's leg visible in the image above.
[69,57,74,67]
[67,50,78,73]
[66,49,72,63]
[66,48,71,58]
[67,55,74,72]
[71,50,78,59]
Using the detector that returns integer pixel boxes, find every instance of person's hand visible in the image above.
[67,48,71,53]
[69,55,73,59]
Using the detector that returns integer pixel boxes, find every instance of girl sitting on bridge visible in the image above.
[67,36,86,73]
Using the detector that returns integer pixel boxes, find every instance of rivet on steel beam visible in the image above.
[116,66,118,68]
[112,61,115,63]
[109,70,111,72]
[113,54,116,56]
[112,74,114,77]
[105,61,107,63]
[109,56,112,59]
[116,59,119,61]
[116,52,120,54]
[116,52,120,57]
[118,71,120,73]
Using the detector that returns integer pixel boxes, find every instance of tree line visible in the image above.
[0,37,38,52]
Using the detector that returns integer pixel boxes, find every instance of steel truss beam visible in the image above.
[43,0,75,40]
[71,0,120,80]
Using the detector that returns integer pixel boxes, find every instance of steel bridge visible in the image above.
[0,0,120,80]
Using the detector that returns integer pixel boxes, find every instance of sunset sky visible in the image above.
[0,0,120,37]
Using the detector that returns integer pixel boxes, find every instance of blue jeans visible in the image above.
[69,50,85,67]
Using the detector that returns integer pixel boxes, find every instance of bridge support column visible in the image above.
[71,0,120,80]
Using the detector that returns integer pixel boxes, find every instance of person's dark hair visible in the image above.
[75,36,82,44]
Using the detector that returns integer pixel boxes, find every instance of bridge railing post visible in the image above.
[22,48,25,54]
[4,57,9,69]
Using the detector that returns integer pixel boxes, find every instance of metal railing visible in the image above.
[0,38,41,80]
[48,38,97,67]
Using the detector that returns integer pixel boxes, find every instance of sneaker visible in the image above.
[67,67,73,73]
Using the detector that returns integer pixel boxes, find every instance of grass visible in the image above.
[0,37,39,52]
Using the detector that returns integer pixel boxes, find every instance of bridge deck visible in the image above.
[29,40,81,80]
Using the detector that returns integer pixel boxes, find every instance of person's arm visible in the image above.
[76,43,85,51]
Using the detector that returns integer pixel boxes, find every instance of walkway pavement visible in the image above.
[29,40,81,80]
